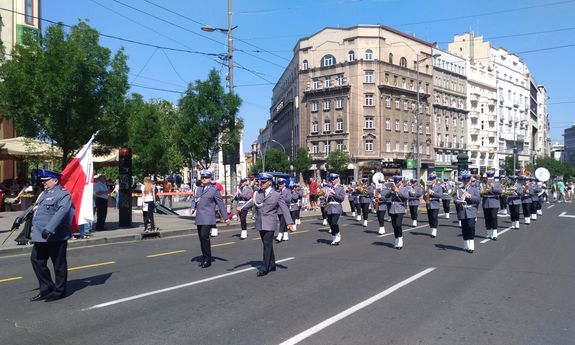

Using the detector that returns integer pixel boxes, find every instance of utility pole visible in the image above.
[227,0,238,197]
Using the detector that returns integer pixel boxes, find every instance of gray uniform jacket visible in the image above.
[326,184,346,215]
[481,182,502,209]
[385,186,409,214]
[440,182,452,200]
[191,184,228,225]
[279,187,291,210]
[506,183,522,205]
[289,190,300,212]
[528,184,539,203]
[454,185,481,220]
[359,184,374,204]
[241,187,293,231]
[375,188,388,212]
[426,183,444,210]
[351,187,360,204]
[520,183,532,204]
[407,185,423,206]
[29,185,74,243]
[236,185,253,206]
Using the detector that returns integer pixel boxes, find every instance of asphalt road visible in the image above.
[1,203,574,345]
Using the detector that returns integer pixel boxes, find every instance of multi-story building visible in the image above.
[431,48,468,179]
[448,33,546,175]
[0,0,42,181]
[550,143,565,161]
[261,25,435,180]
[536,85,551,157]
[564,125,575,166]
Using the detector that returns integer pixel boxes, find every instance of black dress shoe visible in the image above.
[269,266,276,272]
[44,293,65,302]
[200,261,212,268]
[30,293,51,302]
[256,270,268,277]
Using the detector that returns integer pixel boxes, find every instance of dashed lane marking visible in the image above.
[82,257,296,311]
[68,261,116,271]
[146,250,187,258]
[211,242,236,248]
[0,276,23,283]
[377,224,429,237]
[279,267,437,345]
[480,226,513,244]
[547,204,555,209]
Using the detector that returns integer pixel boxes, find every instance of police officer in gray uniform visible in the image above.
[236,177,253,239]
[425,174,444,238]
[407,178,423,227]
[239,173,293,276]
[276,178,292,242]
[289,184,301,231]
[481,171,502,240]
[507,176,522,229]
[375,178,388,235]
[28,171,74,302]
[454,171,481,253]
[519,176,532,225]
[528,177,540,221]
[386,176,410,250]
[324,173,346,246]
[359,178,374,227]
[190,170,229,268]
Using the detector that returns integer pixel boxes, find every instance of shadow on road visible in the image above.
[434,244,466,252]
[371,241,395,249]
[67,272,115,296]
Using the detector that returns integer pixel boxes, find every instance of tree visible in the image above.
[291,147,312,182]
[0,21,129,169]
[176,69,242,169]
[249,148,289,174]
[503,155,520,175]
[327,150,351,174]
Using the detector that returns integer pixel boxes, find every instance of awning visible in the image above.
[0,137,61,160]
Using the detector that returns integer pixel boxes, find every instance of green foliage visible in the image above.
[250,148,289,173]
[175,69,242,168]
[0,21,129,169]
[503,155,520,175]
[533,156,575,178]
[292,147,312,174]
[327,150,351,174]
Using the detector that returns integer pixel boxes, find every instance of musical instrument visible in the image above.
[374,193,381,210]
[502,186,518,197]
[523,183,530,196]
[457,187,470,203]
[372,172,385,185]
[535,167,550,182]
[480,182,493,196]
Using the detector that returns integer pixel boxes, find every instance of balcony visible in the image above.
[469,127,480,135]
[468,111,479,119]
[470,94,479,102]
[487,114,497,122]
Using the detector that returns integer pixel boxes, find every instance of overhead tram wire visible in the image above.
[160,49,189,85]
[111,0,286,69]
[141,0,291,63]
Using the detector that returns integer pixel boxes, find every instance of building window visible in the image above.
[323,120,331,133]
[364,70,374,84]
[388,53,393,64]
[336,141,344,151]
[395,99,400,109]
[312,79,320,90]
[385,141,391,152]
[402,78,406,88]
[335,98,344,109]
[425,125,430,134]
[324,78,332,88]
[365,117,374,129]
[302,60,309,70]
[312,143,318,153]
[385,118,391,130]
[323,100,331,111]
[365,49,373,60]
[324,141,331,153]
[364,94,374,106]
[311,121,319,133]
[404,121,409,132]
[336,119,344,131]
[399,57,407,68]
[403,101,408,111]
[348,50,355,62]
[336,74,344,86]
[395,120,400,131]
[395,141,400,152]
[321,54,336,67]
[412,123,416,133]
[365,140,374,152]
[385,97,391,108]
[311,101,319,112]
[25,0,34,25]
[404,142,408,152]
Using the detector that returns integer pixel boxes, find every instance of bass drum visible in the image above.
[534,167,550,182]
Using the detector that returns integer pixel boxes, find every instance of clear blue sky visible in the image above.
[43,0,575,151]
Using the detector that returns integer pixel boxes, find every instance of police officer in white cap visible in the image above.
[455,171,480,253]
[481,170,502,240]
[425,173,443,238]
[190,170,229,268]
[325,173,345,245]
[238,173,293,276]
[387,176,410,250]
[407,178,423,227]
[276,178,291,242]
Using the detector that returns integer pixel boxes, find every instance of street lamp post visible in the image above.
[513,120,527,175]
[271,139,286,154]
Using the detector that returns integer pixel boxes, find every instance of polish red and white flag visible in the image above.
[61,134,97,233]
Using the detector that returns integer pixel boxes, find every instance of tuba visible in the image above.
[480,182,492,196]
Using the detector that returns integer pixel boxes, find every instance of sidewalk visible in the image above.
[0,200,339,257]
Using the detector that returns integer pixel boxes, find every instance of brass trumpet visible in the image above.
[502,186,517,197]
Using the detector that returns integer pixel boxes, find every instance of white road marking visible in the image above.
[82,257,296,311]
[558,211,575,218]
[377,224,428,237]
[480,226,513,244]
[547,204,555,209]
[279,267,437,345]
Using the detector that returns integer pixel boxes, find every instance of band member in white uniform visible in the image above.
[454,171,481,253]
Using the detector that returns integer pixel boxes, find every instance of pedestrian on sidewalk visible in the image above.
[93,174,109,231]
[190,170,229,268]
[28,171,74,302]
[141,177,157,232]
